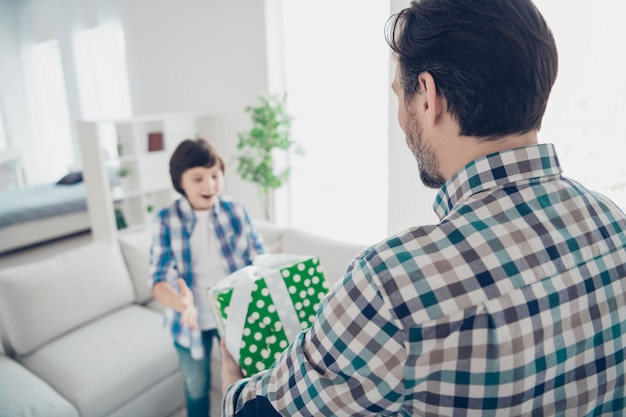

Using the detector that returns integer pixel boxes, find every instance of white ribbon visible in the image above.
[221,266,257,364]
[259,266,302,343]
[217,254,310,363]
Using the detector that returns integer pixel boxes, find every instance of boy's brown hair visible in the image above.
[169,138,225,196]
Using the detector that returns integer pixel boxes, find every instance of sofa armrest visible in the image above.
[253,219,288,253]
[281,228,368,287]
[0,355,79,417]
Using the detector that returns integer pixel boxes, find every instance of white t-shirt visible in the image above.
[190,209,229,330]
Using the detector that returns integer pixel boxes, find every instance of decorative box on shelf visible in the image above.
[148,132,164,152]
[208,254,330,377]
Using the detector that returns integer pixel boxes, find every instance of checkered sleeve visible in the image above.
[149,208,178,287]
[223,256,407,416]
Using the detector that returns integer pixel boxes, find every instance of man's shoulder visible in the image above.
[352,223,444,289]
[352,223,463,324]
[366,224,443,262]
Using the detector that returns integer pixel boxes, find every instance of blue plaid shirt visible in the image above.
[150,195,265,359]
[224,144,626,416]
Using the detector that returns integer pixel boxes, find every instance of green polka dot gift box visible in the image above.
[207,254,330,377]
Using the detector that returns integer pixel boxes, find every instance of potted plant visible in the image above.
[118,167,130,177]
[236,93,301,221]
[118,167,132,192]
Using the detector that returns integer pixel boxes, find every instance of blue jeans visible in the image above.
[175,329,219,417]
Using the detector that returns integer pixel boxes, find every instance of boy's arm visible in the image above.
[221,258,406,416]
[153,279,198,329]
[149,211,176,286]
[149,211,199,329]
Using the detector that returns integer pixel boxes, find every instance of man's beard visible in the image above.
[406,112,446,189]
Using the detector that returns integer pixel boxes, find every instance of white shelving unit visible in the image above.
[78,114,220,241]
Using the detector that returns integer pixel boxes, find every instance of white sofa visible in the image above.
[0,221,368,417]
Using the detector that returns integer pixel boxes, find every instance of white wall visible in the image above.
[0,0,34,186]
[534,0,626,210]
[120,0,270,218]
[2,0,441,236]
[2,0,270,219]
[13,0,579,239]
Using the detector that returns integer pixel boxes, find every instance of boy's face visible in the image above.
[180,164,224,210]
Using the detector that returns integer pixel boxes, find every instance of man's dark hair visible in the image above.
[386,0,558,140]
[169,138,225,196]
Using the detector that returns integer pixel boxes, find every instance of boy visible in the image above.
[150,138,265,417]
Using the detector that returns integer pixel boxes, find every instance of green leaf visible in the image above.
[235,93,303,195]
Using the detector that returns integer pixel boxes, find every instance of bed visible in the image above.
[0,181,90,253]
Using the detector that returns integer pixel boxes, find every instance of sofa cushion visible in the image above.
[0,240,135,356]
[18,305,181,417]
[107,371,185,417]
[145,297,168,314]
[0,355,79,417]
[118,228,154,304]
[281,229,368,287]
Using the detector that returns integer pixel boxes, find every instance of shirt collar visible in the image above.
[177,195,222,229]
[433,143,562,219]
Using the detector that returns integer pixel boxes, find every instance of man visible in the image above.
[222,0,626,415]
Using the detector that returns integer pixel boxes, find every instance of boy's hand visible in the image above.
[221,338,244,394]
[177,278,198,330]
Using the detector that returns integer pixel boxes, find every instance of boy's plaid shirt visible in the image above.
[224,144,626,416]
[150,196,265,359]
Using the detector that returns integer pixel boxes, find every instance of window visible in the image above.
[32,40,73,182]
[0,102,7,151]
[278,1,390,244]
[74,24,132,120]
[535,0,626,209]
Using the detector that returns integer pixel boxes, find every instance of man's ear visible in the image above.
[418,71,443,127]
